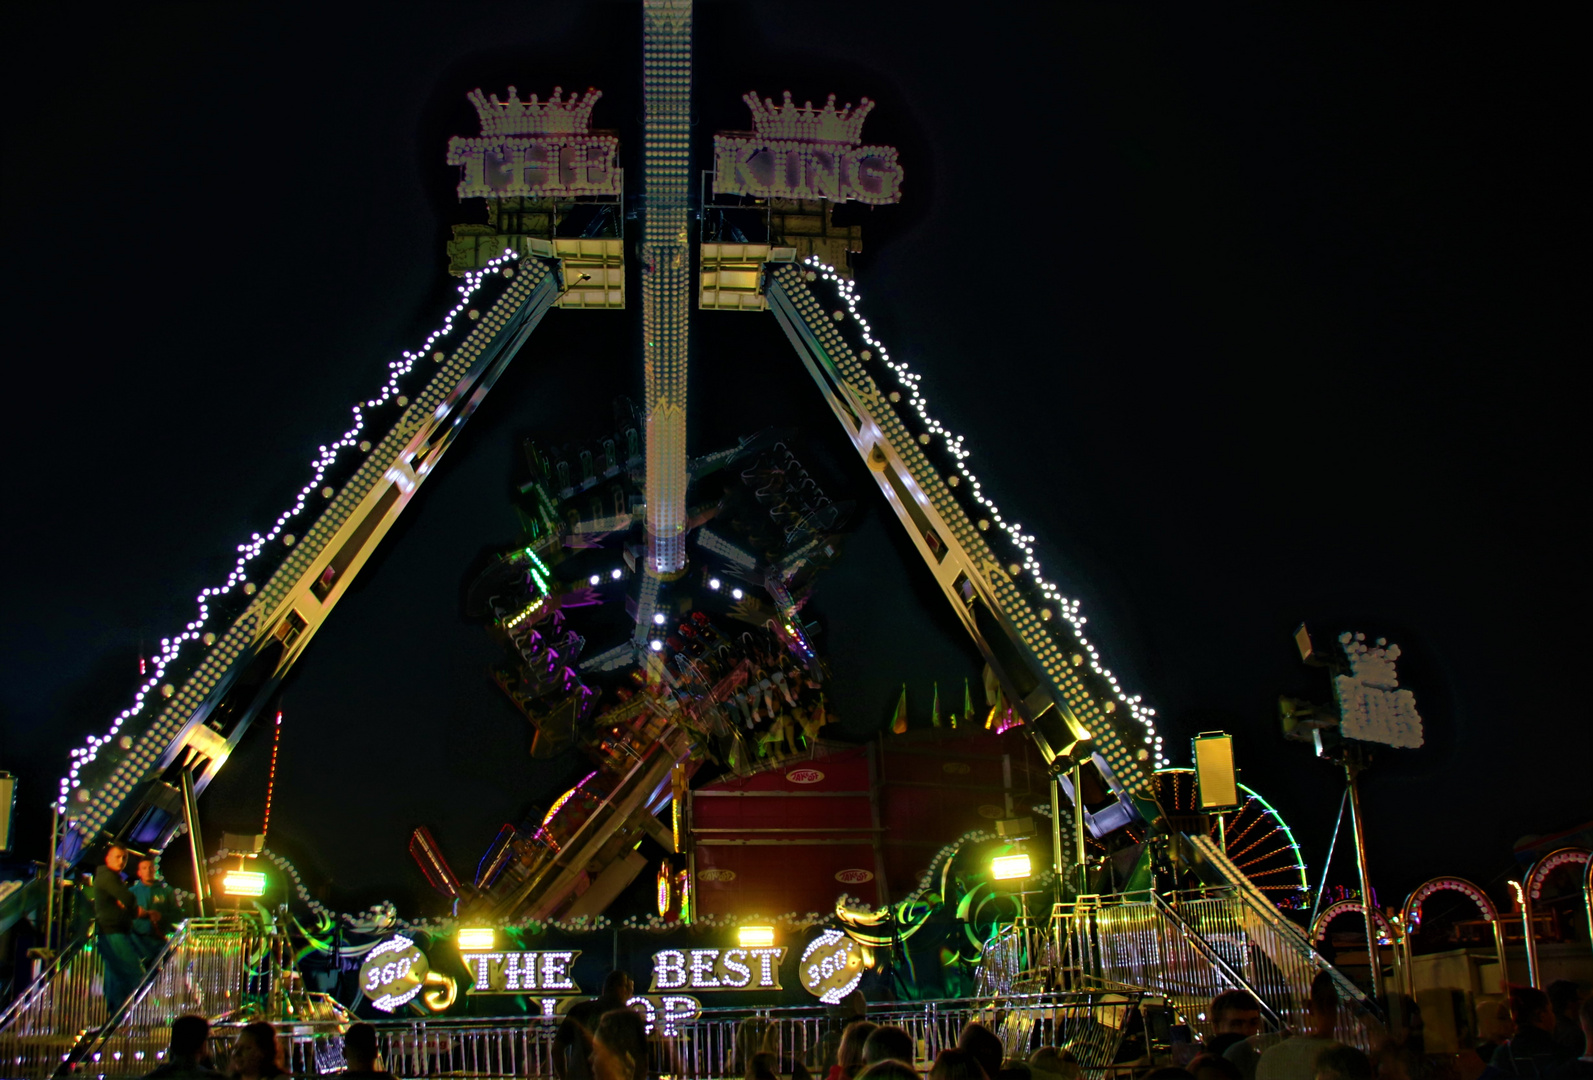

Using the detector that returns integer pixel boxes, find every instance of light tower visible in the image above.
[640,0,692,580]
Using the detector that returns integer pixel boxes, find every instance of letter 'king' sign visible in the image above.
[714,91,902,205]
[650,947,787,991]
[447,87,620,199]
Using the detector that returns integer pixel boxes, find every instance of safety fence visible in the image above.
[239,992,1139,1080]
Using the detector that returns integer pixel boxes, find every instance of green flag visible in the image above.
[891,684,908,734]
[931,682,942,728]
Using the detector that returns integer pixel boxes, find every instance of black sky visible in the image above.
[2,4,1587,916]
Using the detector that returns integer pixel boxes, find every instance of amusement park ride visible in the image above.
[2,1,1589,1077]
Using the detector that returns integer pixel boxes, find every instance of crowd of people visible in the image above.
[1168,976,1592,1080]
[136,1014,394,1078]
[122,963,1591,1080]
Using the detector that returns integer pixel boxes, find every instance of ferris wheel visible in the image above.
[1154,768,1311,908]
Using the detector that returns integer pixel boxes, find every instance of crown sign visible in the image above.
[1332,632,1425,749]
[468,86,602,138]
[743,91,875,145]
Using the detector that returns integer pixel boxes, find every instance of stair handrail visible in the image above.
[1185,833,1385,1049]
[0,927,92,1035]
[59,919,200,1073]
[1148,890,1285,1031]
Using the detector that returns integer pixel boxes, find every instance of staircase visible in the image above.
[0,912,334,1078]
[1181,833,1383,1044]
[976,835,1384,1050]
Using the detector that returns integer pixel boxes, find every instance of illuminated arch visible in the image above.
[1401,875,1508,986]
[1403,876,1497,930]
[1311,899,1394,946]
[1523,846,1591,987]
[1526,847,1590,902]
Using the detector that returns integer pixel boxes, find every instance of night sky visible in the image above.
[2,5,1586,918]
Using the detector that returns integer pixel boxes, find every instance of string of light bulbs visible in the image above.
[57,251,523,815]
[804,257,1167,768]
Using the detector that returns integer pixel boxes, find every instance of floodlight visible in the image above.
[1193,732,1239,811]
[222,870,266,897]
[737,925,776,947]
[456,927,495,950]
[991,853,1031,881]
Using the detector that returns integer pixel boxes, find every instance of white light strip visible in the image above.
[57,250,523,813]
[804,257,1166,768]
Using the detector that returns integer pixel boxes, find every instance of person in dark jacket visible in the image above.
[94,845,151,1017]
[1491,987,1572,1077]
[142,1014,223,1078]
[339,1022,397,1077]
[1549,981,1587,1058]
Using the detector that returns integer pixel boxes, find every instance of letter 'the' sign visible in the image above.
[447,87,620,199]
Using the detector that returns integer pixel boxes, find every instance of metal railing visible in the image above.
[224,993,1137,1080]
[1182,834,1382,1047]
[0,929,104,1075]
[1043,893,1261,1043]
[70,913,277,1075]
[1026,884,1383,1052]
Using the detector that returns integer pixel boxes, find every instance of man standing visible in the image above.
[142,1014,223,1078]
[1491,987,1572,1077]
[1207,990,1264,1058]
[1252,972,1341,1080]
[94,844,151,1018]
[131,856,177,961]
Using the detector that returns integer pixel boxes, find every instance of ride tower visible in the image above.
[640,0,693,586]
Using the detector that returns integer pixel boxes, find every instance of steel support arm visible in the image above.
[61,258,563,861]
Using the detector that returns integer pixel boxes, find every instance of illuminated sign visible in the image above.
[657,861,673,917]
[649,947,786,991]
[360,935,430,1013]
[799,930,865,1004]
[1332,633,1425,749]
[714,92,902,205]
[627,994,702,1037]
[459,950,581,994]
[447,87,620,199]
